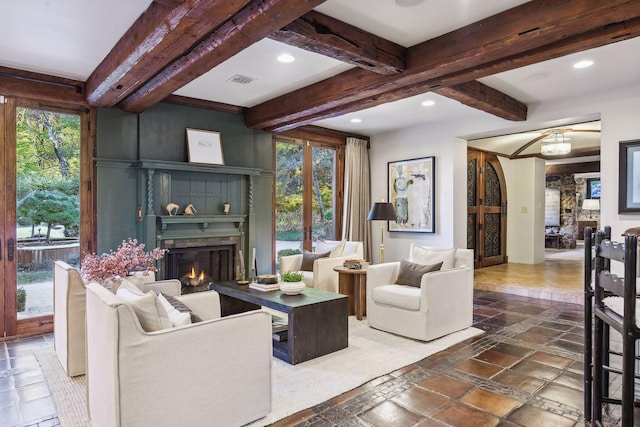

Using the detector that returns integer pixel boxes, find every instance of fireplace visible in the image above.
[161,236,240,291]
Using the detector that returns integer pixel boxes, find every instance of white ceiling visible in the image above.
[1,0,637,153]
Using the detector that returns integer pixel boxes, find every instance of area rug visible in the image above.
[34,350,89,427]
[36,318,482,426]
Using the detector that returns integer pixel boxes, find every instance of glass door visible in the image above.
[1,96,87,338]
[274,138,340,266]
[310,145,337,243]
[275,140,304,265]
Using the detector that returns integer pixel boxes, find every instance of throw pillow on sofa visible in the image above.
[408,244,456,270]
[395,260,443,287]
[316,239,346,257]
[157,293,192,327]
[161,293,203,323]
[116,279,171,332]
[300,250,330,271]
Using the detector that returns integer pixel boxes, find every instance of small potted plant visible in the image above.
[280,271,305,295]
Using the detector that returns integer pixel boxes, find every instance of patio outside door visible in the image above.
[0,95,91,338]
[467,150,507,268]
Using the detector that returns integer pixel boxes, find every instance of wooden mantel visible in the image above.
[135,159,262,217]
[157,214,246,233]
[136,159,262,177]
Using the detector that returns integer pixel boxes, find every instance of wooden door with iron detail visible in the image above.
[467,150,507,268]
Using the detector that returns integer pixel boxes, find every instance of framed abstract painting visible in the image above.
[388,156,435,233]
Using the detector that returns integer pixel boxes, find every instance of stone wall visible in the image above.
[546,173,600,246]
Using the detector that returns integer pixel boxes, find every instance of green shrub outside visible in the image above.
[17,287,26,312]
[17,174,79,200]
[17,190,80,241]
[278,248,301,259]
[18,270,53,283]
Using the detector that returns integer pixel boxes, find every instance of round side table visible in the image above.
[333,266,368,320]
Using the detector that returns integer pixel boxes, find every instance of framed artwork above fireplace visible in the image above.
[186,128,225,165]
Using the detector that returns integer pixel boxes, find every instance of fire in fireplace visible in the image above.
[184,266,208,286]
[164,244,236,288]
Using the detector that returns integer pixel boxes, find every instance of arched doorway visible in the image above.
[467,150,507,268]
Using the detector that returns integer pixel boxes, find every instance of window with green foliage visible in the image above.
[15,107,81,319]
[16,108,80,239]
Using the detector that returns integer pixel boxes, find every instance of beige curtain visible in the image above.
[342,137,372,261]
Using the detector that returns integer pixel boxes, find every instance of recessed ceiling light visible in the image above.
[350,118,362,123]
[573,59,594,69]
[277,53,295,63]
[421,100,435,107]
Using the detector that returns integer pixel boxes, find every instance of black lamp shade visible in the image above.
[367,202,396,221]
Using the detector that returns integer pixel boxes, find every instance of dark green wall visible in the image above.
[96,102,274,273]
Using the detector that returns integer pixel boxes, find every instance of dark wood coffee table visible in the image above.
[209,281,348,364]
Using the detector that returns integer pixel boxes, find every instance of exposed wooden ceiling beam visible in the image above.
[153,0,188,7]
[437,16,640,89]
[265,13,640,132]
[434,81,527,121]
[246,0,640,131]
[269,10,406,75]
[119,0,326,113]
[86,0,252,107]
[517,146,601,160]
[511,134,548,158]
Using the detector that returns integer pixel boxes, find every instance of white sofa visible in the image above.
[366,245,474,341]
[280,240,364,293]
[53,260,87,377]
[53,262,182,377]
[85,282,272,427]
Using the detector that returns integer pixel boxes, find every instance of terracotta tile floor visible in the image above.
[272,290,599,427]
[0,252,628,426]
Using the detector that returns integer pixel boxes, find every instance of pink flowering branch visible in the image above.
[81,238,167,283]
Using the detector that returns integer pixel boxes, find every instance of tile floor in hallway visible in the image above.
[0,275,626,426]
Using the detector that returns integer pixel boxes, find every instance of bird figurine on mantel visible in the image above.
[166,203,179,216]
[184,204,197,215]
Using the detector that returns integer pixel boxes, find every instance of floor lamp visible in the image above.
[367,202,396,263]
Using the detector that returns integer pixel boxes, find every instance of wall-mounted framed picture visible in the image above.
[619,139,640,213]
[388,156,435,233]
[186,128,225,165]
[587,177,601,199]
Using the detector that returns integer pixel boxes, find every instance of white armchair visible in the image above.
[53,260,86,377]
[280,240,364,293]
[366,246,474,341]
[85,282,272,427]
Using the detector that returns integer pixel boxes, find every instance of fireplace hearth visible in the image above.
[161,236,240,291]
